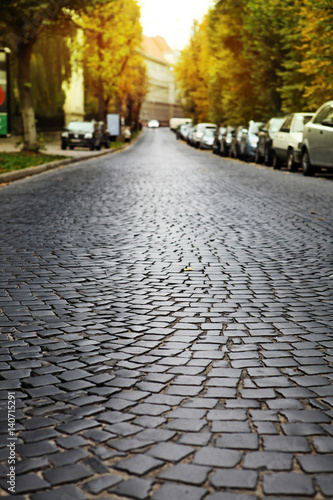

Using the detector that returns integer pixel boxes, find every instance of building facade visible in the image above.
[140,36,185,125]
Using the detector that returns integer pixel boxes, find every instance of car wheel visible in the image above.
[69,146,74,150]
[272,151,282,170]
[61,143,67,150]
[287,149,297,172]
[301,149,315,176]
[264,147,272,166]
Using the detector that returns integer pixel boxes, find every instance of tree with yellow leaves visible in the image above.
[174,19,211,123]
[81,0,146,122]
[298,0,333,108]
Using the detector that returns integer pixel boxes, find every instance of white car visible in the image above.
[199,128,215,149]
[272,112,314,171]
[192,123,217,148]
[301,100,333,176]
[147,119,159,128]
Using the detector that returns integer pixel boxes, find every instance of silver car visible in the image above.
[272,112,314,171]
[301,100,333,176]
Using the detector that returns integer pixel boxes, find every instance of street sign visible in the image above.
[107,114,120,136]
[0,49,10,136]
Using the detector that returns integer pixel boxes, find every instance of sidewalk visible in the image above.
[0,131,128,184]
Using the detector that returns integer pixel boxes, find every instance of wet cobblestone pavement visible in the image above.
[0,128,332,499]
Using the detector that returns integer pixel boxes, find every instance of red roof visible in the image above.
[142,35,172,62]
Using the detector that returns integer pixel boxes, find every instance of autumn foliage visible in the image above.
[81,0,147,123]
[175,0,333,125]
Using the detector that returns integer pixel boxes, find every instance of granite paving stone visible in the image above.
[43,464,93,486]
[16,458,49,475]
[243,451,293,470]
[113,453,164,474]
[216,433,259,450]
[210,469,258,489]
[312,437,333,452]
[193,447,242,467]
[262,435,310,452]
[109,477,153,499]
[205,494,256,500]
[3,474,50,494]
[298,455,333,473]
[262,472,315,496]
[158,463,211,485]
[147,442,194,461]
[108,437,154,452]
[316,475,333,497]
[84,474,122,494]
[31,485,87,499]
[152,483,207,500]
[49,449,89,466]
[17,441,58,458]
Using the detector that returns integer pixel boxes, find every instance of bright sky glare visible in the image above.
[138,0,215,51]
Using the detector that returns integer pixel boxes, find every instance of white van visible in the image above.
[169,117,192,131]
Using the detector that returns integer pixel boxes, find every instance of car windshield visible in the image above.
[204,129,215,137]
[67,122,94,132]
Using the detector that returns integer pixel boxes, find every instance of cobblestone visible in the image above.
[0,128,332,499]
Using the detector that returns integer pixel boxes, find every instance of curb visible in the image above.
[0,133,142,185]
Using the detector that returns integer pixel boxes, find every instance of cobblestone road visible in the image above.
[0,128,333,500]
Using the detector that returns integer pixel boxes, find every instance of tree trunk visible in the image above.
[98,76,105,121]
[17,42,38,150]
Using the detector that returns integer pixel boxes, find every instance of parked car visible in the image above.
[212,126,226,155]
[199,128,215,149]
[61,121,103,151]
[177,123,191,140]
[238,121,264,161]
[220,126,236,156]
[229,126,245,158]
[147,119,160,128]
[254,117,285,165]
[187,126,196,146]
[301,100,333,176]
[192,123,217,148]
[272,112,314,170]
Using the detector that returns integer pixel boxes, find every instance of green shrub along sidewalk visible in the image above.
[0,152,68,174]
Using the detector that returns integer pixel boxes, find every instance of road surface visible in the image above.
[0,127,332,499]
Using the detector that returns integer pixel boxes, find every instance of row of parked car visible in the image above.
[176,100,333,176]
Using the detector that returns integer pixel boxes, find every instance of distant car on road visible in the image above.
[61,121,103,151]
[301,100,333,176]
[147,120,160,128]
[255,117,285,165]
[272,112,314,171]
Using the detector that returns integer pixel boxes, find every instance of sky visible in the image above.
[138,0,215,51]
